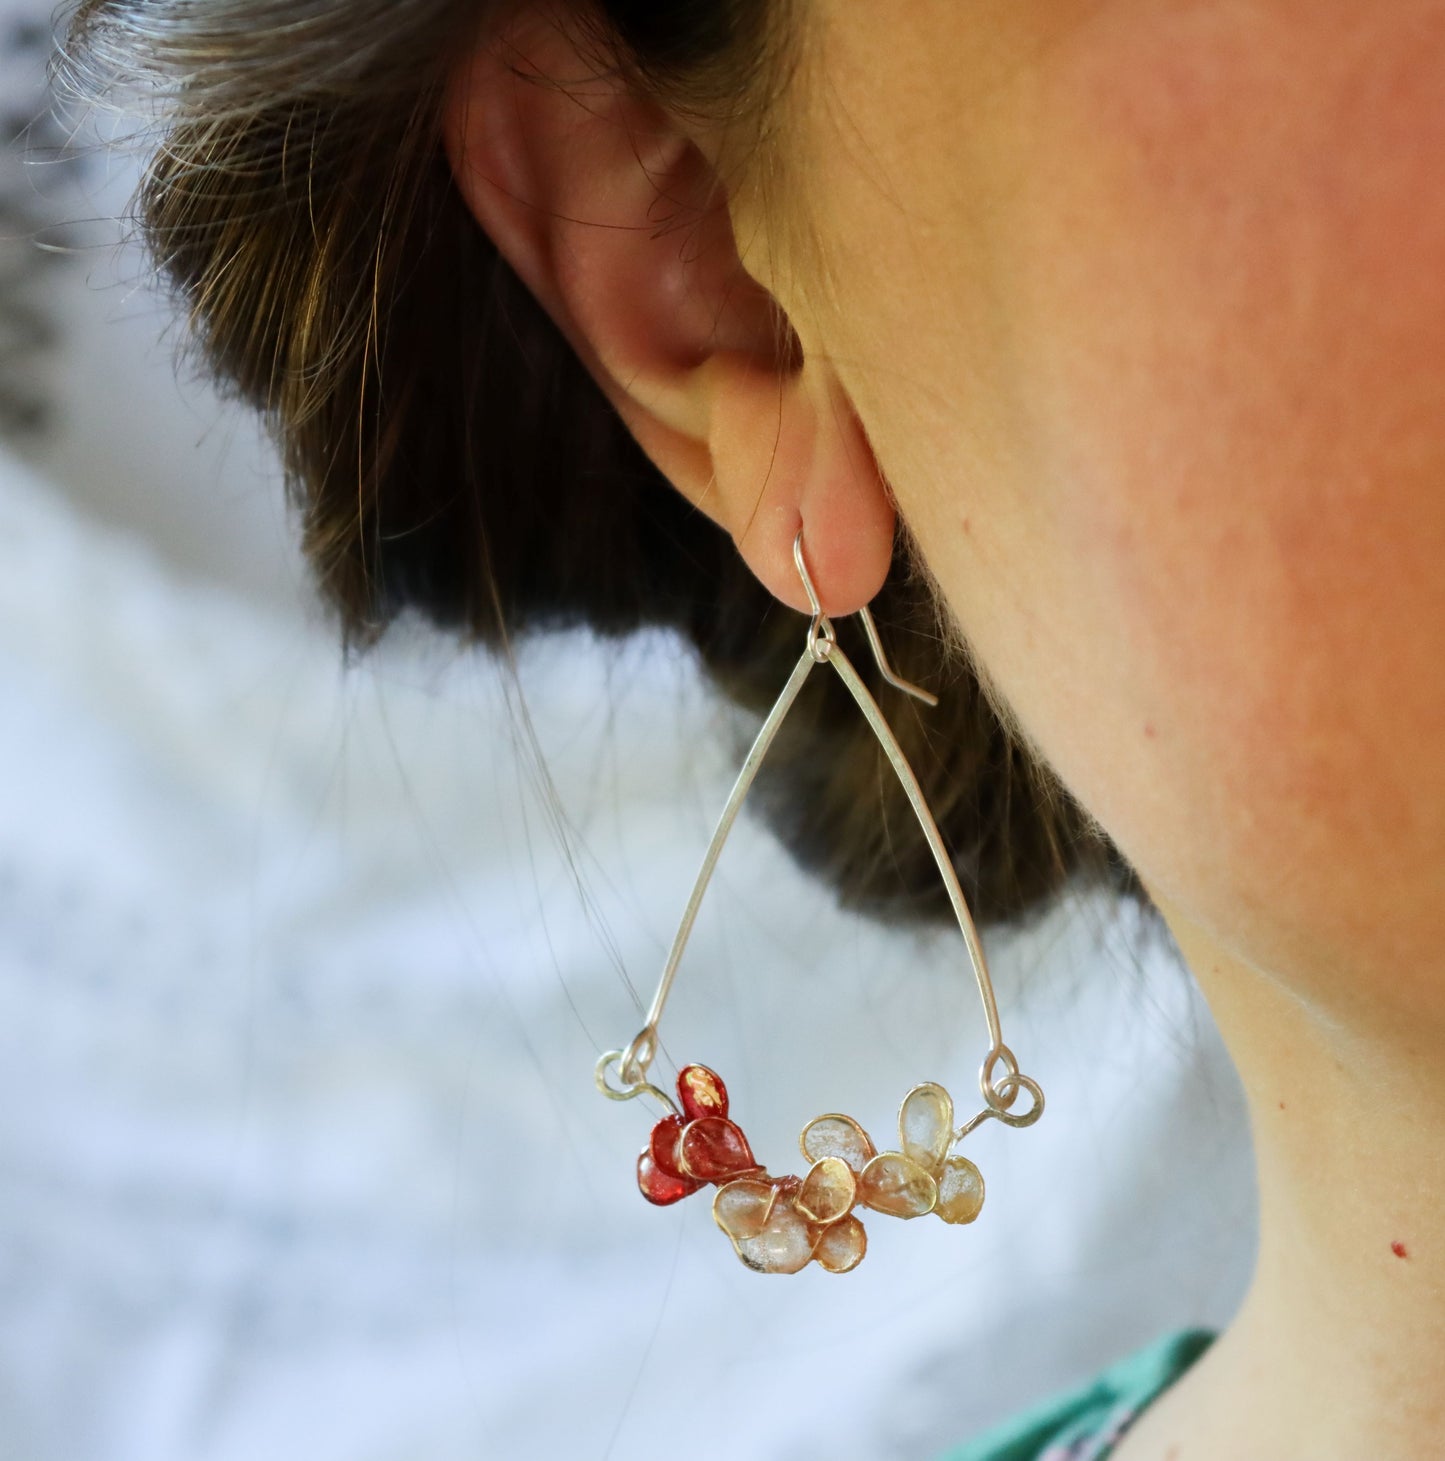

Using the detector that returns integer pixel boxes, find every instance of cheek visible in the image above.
[813,2,1445,990]
[996,3,1445,984]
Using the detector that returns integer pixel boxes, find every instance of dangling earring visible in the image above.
[596,530,1044,1274]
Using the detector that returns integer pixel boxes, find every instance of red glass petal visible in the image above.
[648,1114,689,1181]
[679,1116,757,1182]
[677,1065,729,1122]
[638,1149,702,1206]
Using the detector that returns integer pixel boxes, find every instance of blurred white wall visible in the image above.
[3,0,307,611]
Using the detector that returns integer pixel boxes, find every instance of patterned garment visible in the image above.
[935,1328,1218,1461]
[1037,1400,1148,1460]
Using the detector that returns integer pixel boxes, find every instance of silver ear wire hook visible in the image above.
[791,531,939,706]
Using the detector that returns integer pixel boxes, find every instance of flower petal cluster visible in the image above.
[636,1065,762,1203]
[636,1067,984,1275]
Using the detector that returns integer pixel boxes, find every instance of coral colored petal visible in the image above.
[677,1065,729,1122]
[799,1113,876,1176]
[649,1114,689,1181]
[796,1157,857,1225]
[813,1214,867,1273]
[638,1149,702,1206]
[935,1155,985,1225]
[859,1152,938,1219]
[713,1179,778,1241]
[899,1082,954,1173]
[680,1116,757,1182]
[732,1202,816,1274]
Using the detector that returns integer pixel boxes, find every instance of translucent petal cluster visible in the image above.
[636,1066,984,1274]
[636,1064,762,1204]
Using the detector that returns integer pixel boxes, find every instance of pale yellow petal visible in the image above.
[813,1214,867,1274]
[795,1157,857,1225]
[899,1082,954,1174]
[799,1113,876,1176]
[732,1201,816,1274]
[713,1178,778,1241]
[935,1156,985,1225]
[859,1152,938,1219]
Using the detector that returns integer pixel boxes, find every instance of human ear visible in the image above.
[441,3,895,616]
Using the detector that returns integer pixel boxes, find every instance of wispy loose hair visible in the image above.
[59,0,1136,929]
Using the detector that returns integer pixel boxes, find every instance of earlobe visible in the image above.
[705,352,897,615]
[441,3,895,616]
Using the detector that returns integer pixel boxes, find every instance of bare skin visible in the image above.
[445,2,1445,1455]
[1112,890,1445,1458]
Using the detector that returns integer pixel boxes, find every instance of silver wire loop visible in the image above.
[793,530,832,661]
[806,611,837,664]
[952,1044,1045,1138]
[620,1026,658,1086]
[595,1050,680,1116]
[791,533,938,704]
[982,1042,1023,1110]
[602,526,1043,1145]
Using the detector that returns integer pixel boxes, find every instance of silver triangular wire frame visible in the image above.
[607,600,1043,1137]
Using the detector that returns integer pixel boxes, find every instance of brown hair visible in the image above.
[61,0,1139,929]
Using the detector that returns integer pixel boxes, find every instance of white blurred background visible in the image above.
[0,7,1255,1459]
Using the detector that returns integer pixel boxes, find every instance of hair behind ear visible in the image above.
[63,0,1140,930]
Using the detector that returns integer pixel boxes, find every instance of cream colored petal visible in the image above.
[899,1082,954,1174]
[713,1178,778,1241]
[858,1152,938,1219]
[795,1157,857,1225]
[935,1155,986,1225]
[732,1201,816,1274]
[812,1214,867,1274]
[799,1113,877,1176]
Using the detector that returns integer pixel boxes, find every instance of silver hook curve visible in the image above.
[792,530,939,707]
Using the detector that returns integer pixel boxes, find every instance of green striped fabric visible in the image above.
[934,1328,1218,1461]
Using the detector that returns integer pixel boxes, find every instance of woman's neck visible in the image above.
[1112,894,1445,1461]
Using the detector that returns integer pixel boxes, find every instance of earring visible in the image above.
[596,530,1044,1274]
